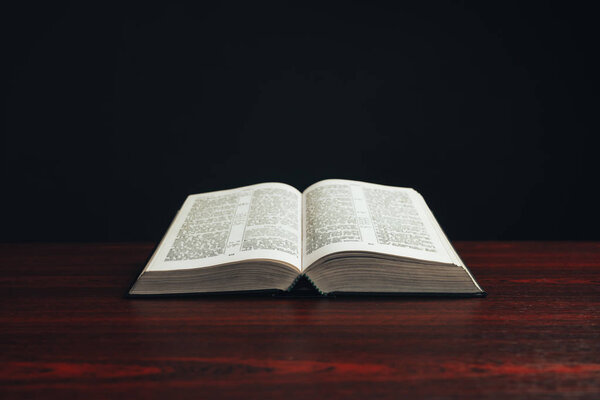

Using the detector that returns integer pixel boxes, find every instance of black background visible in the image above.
[2,1,598,242]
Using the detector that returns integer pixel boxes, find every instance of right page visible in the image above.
[302,179,460,270]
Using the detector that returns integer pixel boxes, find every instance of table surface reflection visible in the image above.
[1,242,599,399]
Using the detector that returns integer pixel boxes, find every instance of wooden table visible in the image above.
[1,242,599,399]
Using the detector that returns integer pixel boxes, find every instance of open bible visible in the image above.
[129,180,485,297]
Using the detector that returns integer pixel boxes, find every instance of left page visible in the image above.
[144,183,302,272]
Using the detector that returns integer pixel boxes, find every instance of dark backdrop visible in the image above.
[2,1,598,242]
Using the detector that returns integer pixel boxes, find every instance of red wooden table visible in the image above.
[1,242,599,399]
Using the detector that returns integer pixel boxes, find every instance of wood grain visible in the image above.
[1,242,599,399]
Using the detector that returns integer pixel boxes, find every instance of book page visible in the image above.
[302,179,456,269]
[146,183,302,272]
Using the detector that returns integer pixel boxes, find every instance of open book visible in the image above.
[129,180,485,297]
